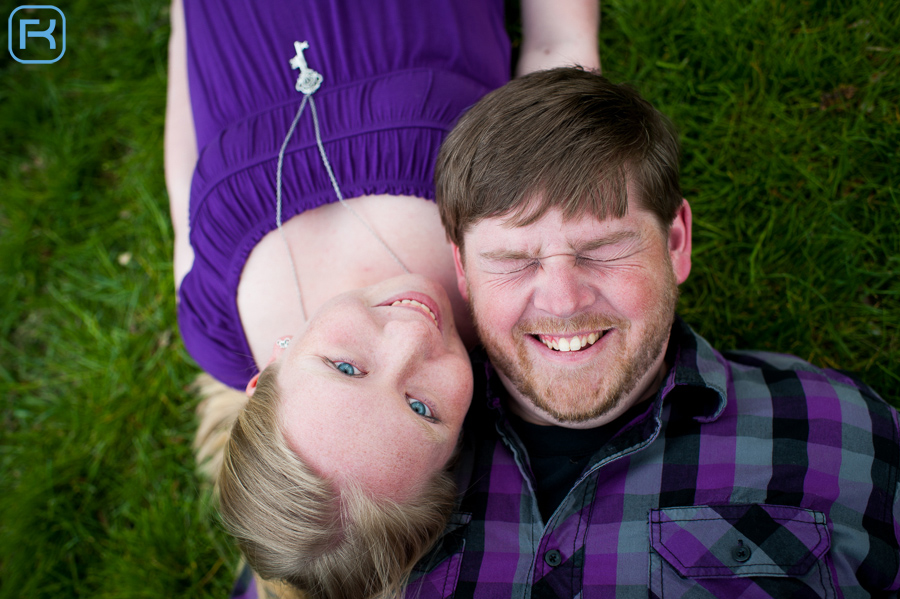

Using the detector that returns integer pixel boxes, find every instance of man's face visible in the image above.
[455,196,692,427]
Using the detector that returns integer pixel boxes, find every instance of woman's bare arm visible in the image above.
[164,0,197,291]
[516,0,601,76]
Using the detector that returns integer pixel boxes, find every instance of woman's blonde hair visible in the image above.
[208,364,456,599]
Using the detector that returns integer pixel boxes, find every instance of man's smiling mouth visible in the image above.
[534,330,610,352]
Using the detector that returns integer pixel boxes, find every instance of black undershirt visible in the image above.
[508,401,651,522]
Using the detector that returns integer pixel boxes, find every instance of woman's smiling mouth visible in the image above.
[391,298,439,326]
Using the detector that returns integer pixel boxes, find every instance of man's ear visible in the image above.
[452,243,469,301]
[245,373,261,397]
[668,199,692,284]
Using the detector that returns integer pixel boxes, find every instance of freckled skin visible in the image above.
[271,275,473,502]
[456,197,692,428]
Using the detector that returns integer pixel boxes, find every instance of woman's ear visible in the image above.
[247,335,291,396]
[245,373,261,397]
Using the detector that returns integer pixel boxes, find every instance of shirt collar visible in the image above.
[663,315,728,422]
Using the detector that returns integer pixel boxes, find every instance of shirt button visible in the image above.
[544,549,562,567]
[732,541,752,563]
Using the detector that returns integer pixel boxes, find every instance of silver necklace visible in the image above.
[276,41,410,321]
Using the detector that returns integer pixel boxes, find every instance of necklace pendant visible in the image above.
[290,41,323,95]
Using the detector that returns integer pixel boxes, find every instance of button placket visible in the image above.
[544,549,562,567]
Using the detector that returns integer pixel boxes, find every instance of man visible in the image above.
[407,68,900,598]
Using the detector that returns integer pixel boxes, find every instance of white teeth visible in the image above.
[391,299,438,325]
[538,331,606,352]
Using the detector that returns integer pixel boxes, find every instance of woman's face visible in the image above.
[275,274,473,502]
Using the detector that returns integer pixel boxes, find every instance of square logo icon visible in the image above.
[9,5,66,64]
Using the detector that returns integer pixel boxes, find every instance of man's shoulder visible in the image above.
[673,319,896,430]
[706,347,900,452]
[721,348,889,408]
[722,349,825,372]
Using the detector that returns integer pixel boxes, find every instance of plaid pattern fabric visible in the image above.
[406,317,900,598]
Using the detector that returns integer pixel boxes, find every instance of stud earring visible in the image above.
[276,337,291,349]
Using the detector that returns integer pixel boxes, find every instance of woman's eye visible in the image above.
[334,361,361,376]
[407,397,434,420]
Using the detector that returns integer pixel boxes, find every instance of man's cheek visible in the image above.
[481,300,516,337]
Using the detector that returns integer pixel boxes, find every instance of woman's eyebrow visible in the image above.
[412,412,443,444]
[319,367,444,443]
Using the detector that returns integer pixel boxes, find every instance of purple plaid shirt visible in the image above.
[406,317,900,598]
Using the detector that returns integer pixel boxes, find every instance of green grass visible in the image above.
[1,0,898,596]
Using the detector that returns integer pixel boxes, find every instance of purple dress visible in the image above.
[177,0,510,388]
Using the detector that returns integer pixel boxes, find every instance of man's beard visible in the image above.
[471,266,679,424]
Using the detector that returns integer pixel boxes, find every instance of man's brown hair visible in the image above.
[436,67,682,249]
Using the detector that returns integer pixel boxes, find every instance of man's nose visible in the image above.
[531,256,596,318]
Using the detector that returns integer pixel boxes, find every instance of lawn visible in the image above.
[1,0,897,597]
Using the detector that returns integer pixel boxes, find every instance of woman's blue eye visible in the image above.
[408,398,433,419]
[335,361,360,376]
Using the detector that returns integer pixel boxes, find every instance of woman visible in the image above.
[164,0,599,596]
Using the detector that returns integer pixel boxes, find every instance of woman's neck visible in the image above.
[237,194,475,369]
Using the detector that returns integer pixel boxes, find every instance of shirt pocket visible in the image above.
[649,504,835,599]
[406,512,471,599]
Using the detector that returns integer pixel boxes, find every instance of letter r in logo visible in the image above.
[20,18,56,49]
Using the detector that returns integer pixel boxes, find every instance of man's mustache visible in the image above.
[514,313,630,337]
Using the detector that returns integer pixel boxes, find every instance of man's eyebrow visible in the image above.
[478,248,536,261]
[572,230,641,252]
[478,231,641,261]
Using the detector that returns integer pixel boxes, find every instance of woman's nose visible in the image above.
[379,315,435,373]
